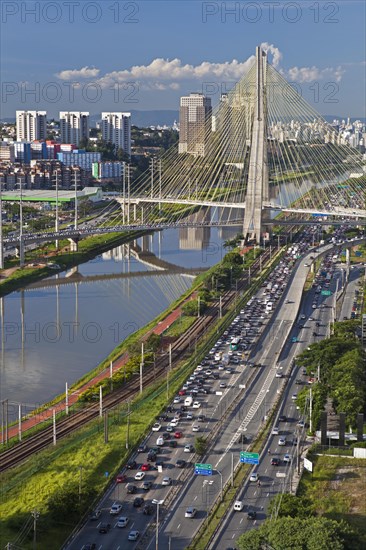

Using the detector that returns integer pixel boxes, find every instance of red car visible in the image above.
[141,463,150,472]
[271,457,280,466]
[178,389,186,396]
[116,473,127,483]
[174,430,183,439]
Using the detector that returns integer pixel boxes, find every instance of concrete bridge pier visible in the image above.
[133,204,137,221]
[68,238,79,253]
[15,238,25,267]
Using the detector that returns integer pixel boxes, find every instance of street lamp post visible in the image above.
[214,469,223,501]
[152,499,164,550]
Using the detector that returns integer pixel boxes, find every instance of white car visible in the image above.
[275,371,283,378]
[233,500,244,511]
[110,502,123,515]
[272,426,280,435]
[152,422,161,432]
[128,530,140,541]
[162,476,172,486]
[184,444,194,453]
[185,506,197,518]
[192,424,200,432]
[117,516,129,528]
[173,396,181,404]
[249,472,258,482]
[134,471,145,481]
[291,393,298,400]
[156,436,164,446]
[283,454,292,463]
[169,418,179,427]
[192,401,201,409]
[278,437,286,446]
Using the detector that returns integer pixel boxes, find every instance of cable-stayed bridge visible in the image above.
[1,46,365,268]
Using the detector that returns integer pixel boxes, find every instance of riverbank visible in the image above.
[0,230,149,297]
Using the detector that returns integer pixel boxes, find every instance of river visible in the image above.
[0,222,238,420]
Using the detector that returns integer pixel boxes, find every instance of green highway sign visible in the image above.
[321,290,332,296]
[240,451,259,465]
[195,463,212,476]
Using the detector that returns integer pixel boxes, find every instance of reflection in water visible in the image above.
[0,222,241,420]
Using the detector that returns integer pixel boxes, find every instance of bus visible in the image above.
[230,337,241,351]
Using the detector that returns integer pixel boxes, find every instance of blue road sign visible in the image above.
[195,463,212,476]
[240,451,259,465]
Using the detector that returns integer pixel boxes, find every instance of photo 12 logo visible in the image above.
[1,1,140,24]
[201,2,340,24]
[1,81,139,106]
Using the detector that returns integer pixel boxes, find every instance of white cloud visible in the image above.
[260,42,282,68]
[287,65,345,83]
[55,66,100,80]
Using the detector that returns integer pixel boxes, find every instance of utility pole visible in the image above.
[126,400,131,449]
[99,385,103,417]
[140,342,144,394]
[74,170,78,230]
[197,296,200,318]
[32,510,40,550]
[53,409,56,445]
[219,295,222,319]
[104,410,108,443]
[18,403,22,442]
[110,360,113,392]
[309,387,313,433]
[55,169,59,249]
[65,382,69,415]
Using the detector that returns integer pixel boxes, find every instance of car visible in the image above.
[155,459,165,468]
[126,460,137,469]
[152,422,161,431]
[173,396,181,404]
[192,424,200,432]
[169,439,178,448]
[304,263,309,267]
[295,379,303,385]
[297,420,305,427]
[176,459,187,468]
[147,451,157,462]
[89,509,101,521]
[184,444,194,453]
[275,371,283,378]
[126,483,137,494]
[178,389,186,396]
[192,401,201,409]
[278,415,287,422]
[81,544,96,550]
[186,412,194,420]
[110,502,123,515]
[143,504,154,515]
[197,414,206,422]
[165,425,174,432]
[128,530,140,541]
[133,497,144,507]
[271,457,280,466]
[99,523,111,533]
[117,516,129,528]
[291,336,298,343]
[219,382,227,388]
[142,480,152,490]
[116,473,127,483]
[162,432,171,441]
[185,506,197,518]
[291,393,298,400]
[156,436,164,446]
[234,500,244,511]
[141,462,151,471]
[134,471,145,481]
[249,472,258,482]
[137,443,147,453]
[237,433,248,444]
[174,430,183,439]
[272,426,280,435]
[162,476,172,486]
[283,454,292,463]
[300,314,306,320]
[247,510,257,520]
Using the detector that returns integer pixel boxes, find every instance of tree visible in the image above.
[195,436,208,456]
[267,493,313,519]
[237,517,358,550]
[145,333,161,353]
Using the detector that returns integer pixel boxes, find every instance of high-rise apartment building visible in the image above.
[101,112,131,155]
[178,93,212,156]
[59,112,89,145]
[16,111,47,141]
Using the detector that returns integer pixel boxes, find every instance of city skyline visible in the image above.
[1,1,365,119]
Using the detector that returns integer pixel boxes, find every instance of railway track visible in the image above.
[0,248,274,473]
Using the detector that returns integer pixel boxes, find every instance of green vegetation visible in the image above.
[237,516,359,550]
[164,314,196,338]
[295,324,365,428]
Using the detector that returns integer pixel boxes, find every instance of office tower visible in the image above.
[178,93,212,156]
[16,111,47,141]
[101,112,131,155]
[59,112,89,145]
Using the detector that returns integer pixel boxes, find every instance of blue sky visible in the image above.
[1,0,365,119]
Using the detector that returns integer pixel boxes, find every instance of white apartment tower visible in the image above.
[59,112,90,145]
[101,112,131,155]
[178,93,212,156]
[16,110,47,141]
